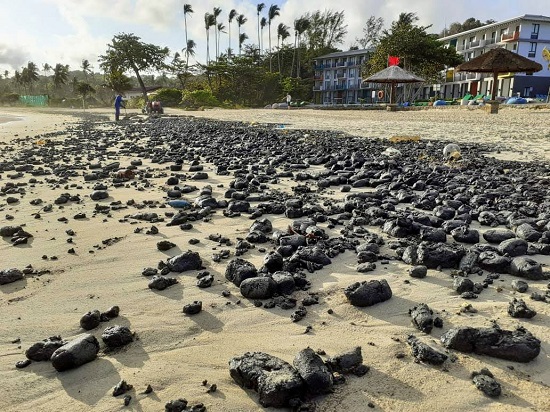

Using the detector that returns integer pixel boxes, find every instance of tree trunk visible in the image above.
[133,67,149,103]
[268,23,272,71]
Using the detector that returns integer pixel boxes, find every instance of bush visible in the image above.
[125,97,145,110]
[150,88,183,107]
[181,89,219,108]
[0,93,20,105]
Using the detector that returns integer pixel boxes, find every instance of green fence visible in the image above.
[19,95,49,106]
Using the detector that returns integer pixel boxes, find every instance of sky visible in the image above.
[0,0,548,76]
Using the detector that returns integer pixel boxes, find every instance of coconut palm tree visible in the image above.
[42,64,51,77]
[277,23,290,73]
[25,61,39,92]
[239,33,248,56]
[52,63,69,91]
[13,70,22,93]
[213,7,222,60]
[185,39,196,68]
[260,17,267,54]
[228,9,237,57]
[236,14,247,52]
[256,3,265,54]
[216,23,226,60]
[292,17,310,77]
[204,13,216,64]
[267,4,280,71]
[81,59,92,81]
[183,4,193,46]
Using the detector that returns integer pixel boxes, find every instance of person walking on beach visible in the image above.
[286,93,291,109]
[114,93,125,121]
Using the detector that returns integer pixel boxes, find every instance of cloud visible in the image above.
[0,44,28,69]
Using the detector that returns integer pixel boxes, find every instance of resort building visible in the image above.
[312,49,374,105]
[438,14,550,99]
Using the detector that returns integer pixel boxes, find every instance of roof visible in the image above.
[315,48,374,60]
[456,47,543,73]
[364,65,425,83]
[440,14,550,41]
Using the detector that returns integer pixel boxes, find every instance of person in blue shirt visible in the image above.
[114,94,125,121]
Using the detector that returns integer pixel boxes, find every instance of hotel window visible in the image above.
[532,23,540,39]
[528,42,537,57]
[491,31,496,40]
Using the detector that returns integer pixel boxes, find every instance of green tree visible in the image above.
[104,69,132,94]
[256,3,265,54]
[236,14,248,54]
[213,7,222,60]
[356,16,384,49]
[217,23,226,60]
[440,17,496,37]
[277,23,290,73]
[98,33,169,102]
[292,16,311,78]
[228,9,237,57]
[304,10,347,51]
[260,17,267,54]
[52,63,69,91]
[239,33,248,56]
[183,4,194,46]
[81,59,92,81]
[204,13,216,64]
[75,81,95,109]
[365,12,463,83]
[267,4,280,70]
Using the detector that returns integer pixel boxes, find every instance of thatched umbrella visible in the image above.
[456,47,542,100]
[364,65,425,104]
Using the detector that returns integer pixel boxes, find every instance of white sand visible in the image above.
[0,107,549,412]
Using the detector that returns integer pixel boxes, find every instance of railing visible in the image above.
[313,86,323,91]
[314,75,323,80]
[469,40,480,47]
[501,31,519,42]
[531,33,538,39]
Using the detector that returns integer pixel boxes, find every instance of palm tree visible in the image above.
[42,64,51,77]
[216,23,226,60]
[228,9,237,57]
[256,3,265,54]
[185,39,196,68]
[4,70,9,79]
[13,70,22,93]
[25,61,39,92]
[239,33,248,56]
[183,4,194,46]
[53,63,69,90]
[292,17,310,77]
[267,5,280,71]
[204,13,216,64]
[81,59,92,81]
[213,7,222,60]
[260,17,267,54]
[236,14,247,53]
[277,23,290,73]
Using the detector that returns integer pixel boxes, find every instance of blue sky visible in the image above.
[0,0,548,75]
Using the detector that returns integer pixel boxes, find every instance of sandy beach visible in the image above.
[1,106,549,412]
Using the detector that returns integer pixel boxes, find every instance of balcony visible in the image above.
[531,33,539,39]
[336,71,347,79]
[335,84,347,90]
[314,75,323,80]
[469,40,480,48]
[501,31,519,42]
[335,61,346,67]
[313,85,323,91]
